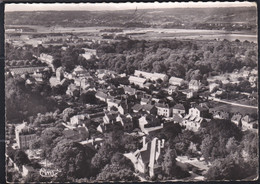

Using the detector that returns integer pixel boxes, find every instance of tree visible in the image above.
[40,127,64,157]
[14,150,30,167]
[158,123,182,142]
[96,164,139,181]
[51,141,96,179]
[80,91,97,104]
[96,152,138,181]
[91,142,114,172]
[162,147,177,176]
[199,119,242,161]
[52,58,62,69]
[206,153,252,180]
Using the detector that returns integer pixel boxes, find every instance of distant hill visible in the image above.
[5,7,257,31]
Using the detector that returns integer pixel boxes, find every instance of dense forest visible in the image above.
[94,39,257,79]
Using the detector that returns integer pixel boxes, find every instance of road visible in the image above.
[209,97,258,109]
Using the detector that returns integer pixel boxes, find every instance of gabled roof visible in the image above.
[142,104,155,112]
[129,76,146,83]
[132,104,143,111]
[108,99,121,105]
[242,115,255,123]
[144,82,153,87]
[124,86,136,93]
[141,98,150,103]
[195,105,208,112]
[155,103,169,108]
[173,104,185,110]
[169,77,184,83]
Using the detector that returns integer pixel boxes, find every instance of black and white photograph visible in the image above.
[4,1,258,182]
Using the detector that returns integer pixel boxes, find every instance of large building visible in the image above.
[125,137,165,177]
[15,122,36,150]
[134,70,168,82]
[129,76,146,88]
[169,77,184,86]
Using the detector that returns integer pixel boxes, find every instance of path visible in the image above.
[209,97,258,109]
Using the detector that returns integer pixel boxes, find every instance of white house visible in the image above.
[182,105,209,131]
[107,98,121,111]
[134,70,168,82]
[241,115,257,130]
[169,77,184,86]
[70,114,86,126]
[155,103,172,117]
[129,76,146,88]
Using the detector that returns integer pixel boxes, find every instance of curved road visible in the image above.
[210,97,258,109]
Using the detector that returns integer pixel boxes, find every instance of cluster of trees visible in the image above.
[94,39,257,83]
[6,43,34,61]
[5,59,45,67]
[222,80,256,94]
[90,125,141,181]
[199,120,258,180]
[5,76,61,122]
[27,125,139,182]
[151,119,258,180]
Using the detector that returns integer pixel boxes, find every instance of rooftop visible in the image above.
[173,104,185,110]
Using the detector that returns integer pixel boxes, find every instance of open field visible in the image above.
[6,25,257,43]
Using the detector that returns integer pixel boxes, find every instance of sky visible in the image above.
[5,2,256,12]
